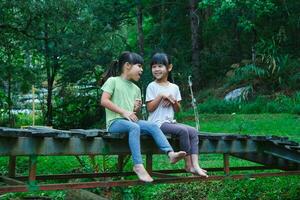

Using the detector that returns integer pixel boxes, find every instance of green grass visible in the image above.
[0,113,299,199]
[177,113,300,142]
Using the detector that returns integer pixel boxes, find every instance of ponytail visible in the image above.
[100,60,120,85]
[100,51,144,85]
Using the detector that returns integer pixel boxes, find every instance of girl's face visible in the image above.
[151,64,170,81]
[127,63,143,81]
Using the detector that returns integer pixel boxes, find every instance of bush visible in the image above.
[14,113,44,127]
[198,98,240,114]
[197,93,300,114]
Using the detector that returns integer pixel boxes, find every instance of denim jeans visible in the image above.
[108,119,173,164]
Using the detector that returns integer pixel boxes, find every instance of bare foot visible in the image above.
[191,163,207,173]
[201,168,207,173]
[185,167,193,173]
[191,167,209,177]
[133,164,154,182]
[168,151,186,164]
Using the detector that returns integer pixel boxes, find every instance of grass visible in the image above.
[0,113,299,199]
[177,113,300,142]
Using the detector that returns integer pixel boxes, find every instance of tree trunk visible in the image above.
[44,22,53,126]
[189,0,201,85]
[235,25,242,62]
[7,64,13,127]
[136,0,144,56]
[161,0,165,39]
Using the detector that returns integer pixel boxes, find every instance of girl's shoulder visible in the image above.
[133,82,141,91]
[147,81,179,89]
[147,81,157,88]
[105,76,118,83]
[169,82,179,88]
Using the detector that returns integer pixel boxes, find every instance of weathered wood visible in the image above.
[0,137,261,156]
[0,128,299,171]
[69,129,101,138]
[27,126,71,138]
[0,127,32,137]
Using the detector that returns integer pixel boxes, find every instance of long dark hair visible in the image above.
[100,51,144,85]
[150,52,174,83]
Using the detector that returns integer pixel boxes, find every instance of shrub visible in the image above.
[197,93,299,114]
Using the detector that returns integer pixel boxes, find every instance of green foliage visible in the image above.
[14,113,44,128]
[196,93,300,114]
[140,177,300,200]
[53,87,104,129]
[1,0,300,127]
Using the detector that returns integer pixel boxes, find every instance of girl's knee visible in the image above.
[190,131,199,139]
[149,123,160,130]
[129,123,140,132]
[177,127,189,137]
[145,122,161,132]
[131,122,140,128]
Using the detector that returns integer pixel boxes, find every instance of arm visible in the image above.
[133,99,142,112]
[147,94,180,112]
[172,85,182,113]
[146,94,163,112]
[172,100,181,113]
[101,91,138,121]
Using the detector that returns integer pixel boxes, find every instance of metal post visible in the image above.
[188,76,200,131]
[28,155,38,191]
[117,155,125,172]
[32,85,35,126]
[223,154,230,175]
[89,155,99,173]
[8,156,16,178]
[146,154,153,174]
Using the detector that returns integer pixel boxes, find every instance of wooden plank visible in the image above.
[0,127,32,137]
[27,127,71,138]
[0,137,259,156]
[69,129,100,138]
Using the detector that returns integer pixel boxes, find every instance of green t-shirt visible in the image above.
[101,76,141,129]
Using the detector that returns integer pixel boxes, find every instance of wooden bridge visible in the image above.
[0,126,299,193]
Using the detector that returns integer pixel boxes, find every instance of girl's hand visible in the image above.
[167,95,176,104]
[134,99,142,111]
[122,111,138,122]
[160,94,175,107]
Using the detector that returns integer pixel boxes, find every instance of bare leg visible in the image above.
[191,154,208,177]
[184,155,193,172]
[133,164,154,182]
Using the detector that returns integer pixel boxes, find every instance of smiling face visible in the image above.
[151,64,171,82]
[127,63,143,81]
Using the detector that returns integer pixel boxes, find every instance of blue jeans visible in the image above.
[108,119,173,164]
